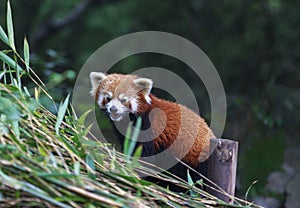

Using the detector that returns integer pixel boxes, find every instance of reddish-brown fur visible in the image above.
[136,93,214,168]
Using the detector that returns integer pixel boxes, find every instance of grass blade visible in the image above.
[6,0,15,51]
[245,180,258,202]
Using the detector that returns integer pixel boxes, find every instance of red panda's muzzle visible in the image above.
[105,99,130,122]
[109,113,124,121]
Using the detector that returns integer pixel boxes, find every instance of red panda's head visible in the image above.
[90,72,153,121]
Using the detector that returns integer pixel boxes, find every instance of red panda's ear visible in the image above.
[134,78,153,95]
[90,72,106,95]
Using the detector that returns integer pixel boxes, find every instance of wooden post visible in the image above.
[206,138,238,204]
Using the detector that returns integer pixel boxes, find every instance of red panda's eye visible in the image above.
[120,98,126,104]
[106,97,111,102]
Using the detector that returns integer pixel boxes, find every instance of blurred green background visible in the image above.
[0,0,299,207]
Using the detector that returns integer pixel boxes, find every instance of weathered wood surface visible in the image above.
[206,138,238,204]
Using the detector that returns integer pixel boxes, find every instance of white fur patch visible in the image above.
[145,95,151,104]
[130,98,138,113]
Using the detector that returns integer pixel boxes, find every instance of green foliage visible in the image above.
[0,2,260,207]
[1,0,299,204]
[0,81,251,206]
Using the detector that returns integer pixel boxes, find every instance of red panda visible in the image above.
[90,72,215,170]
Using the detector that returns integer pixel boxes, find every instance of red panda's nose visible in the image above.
[110,106,118,113]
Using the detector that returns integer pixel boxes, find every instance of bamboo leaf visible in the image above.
[133,145,142,158]
[48,152,57,168]
[37,144,47,157]
[23,86,31,97]
[23,37,30,71]
[123,124,132,158]
[187,170,196,197]
[0,71,6,81]
[60,135,80,156]
[74,161,80,175]
[34,87,40,100]
[0,26,9,45]
[0,145,16,151]
[130,145,143,169]
[6,0,15,50]
[78,109,91,126]
[11,120,20,139]
[86,154,95,171]
[55,94,70,135]
[38,173,77,178]
[132,117,142,140]
[78,123,93,139]
[187,169,194,186]
[86,154,96,179]
[127,117,141,158]
[0,97,20,121]
[0,51,23,72]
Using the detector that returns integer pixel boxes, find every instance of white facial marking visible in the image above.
[97,94,104,108]
[107,91,112,97]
